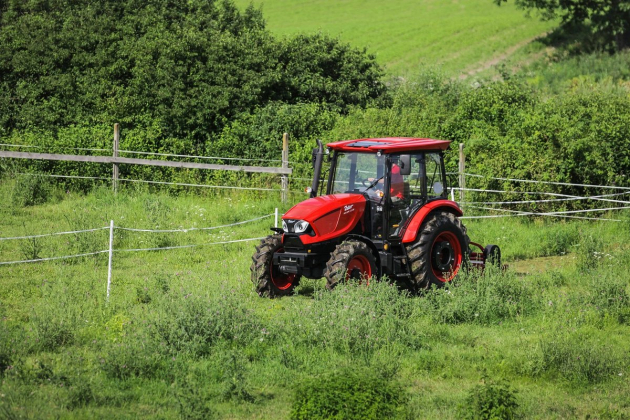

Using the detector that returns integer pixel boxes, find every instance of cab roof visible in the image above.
[326,137,451,153]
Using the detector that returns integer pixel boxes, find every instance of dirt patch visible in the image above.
[508,254,573,275]
[458,31,550,80]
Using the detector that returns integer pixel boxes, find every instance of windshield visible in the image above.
[330,152,384,194]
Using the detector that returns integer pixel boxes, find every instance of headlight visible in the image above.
[293,220,310,233]
[282,220,288,232]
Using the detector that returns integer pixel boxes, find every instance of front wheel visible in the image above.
[250,235,301,297]
[324,240,377,290]
[406,211,469,290]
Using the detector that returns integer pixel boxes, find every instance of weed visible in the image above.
[63,209,108,258]
[18,223,43,261]
[576,234,604,271]
[527,330,624,384]
[11,173,60,207]
[173,372,218,420]
[586,272,630,324]
[150,287,261,357]
[66,381,95,409]
[100,333,166,380]
[423,269,535,325]
[290,367,408,420]
[284,281,417,360]
[217,350,254,403]
[457,375,519,420]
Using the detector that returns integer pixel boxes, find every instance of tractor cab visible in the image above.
[251,138,500,297]
[326,145,449,240]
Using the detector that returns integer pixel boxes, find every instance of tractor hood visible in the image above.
[283,194,366,244]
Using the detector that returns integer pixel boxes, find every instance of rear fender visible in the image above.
[401,200,463,244]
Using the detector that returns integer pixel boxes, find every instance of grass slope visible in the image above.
[234,0,557,76]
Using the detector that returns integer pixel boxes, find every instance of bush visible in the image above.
[526,331,624,384]
[11,174,54,207]
[150,287,261,357]
[282,281,418,359]
[290,368,408,420]
[575,233,605,271]
[423,270,535,325]
[457,376,519,420]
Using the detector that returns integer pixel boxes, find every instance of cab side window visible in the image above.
[426,152,445,199]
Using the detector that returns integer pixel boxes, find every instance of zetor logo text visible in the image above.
[343,205,355,214]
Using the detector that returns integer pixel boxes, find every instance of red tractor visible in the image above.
[251,137,500,297]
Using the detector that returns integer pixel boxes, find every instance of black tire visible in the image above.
[324,240,377,290]
[250,235,301,297]
[484,244,501,269]
[406,211,470,290]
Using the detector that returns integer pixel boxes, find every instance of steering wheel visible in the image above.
[361,178,373,187]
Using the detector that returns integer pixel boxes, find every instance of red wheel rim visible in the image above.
[270,247,297,290]
[346,255,372,283]
[431,231,462,282]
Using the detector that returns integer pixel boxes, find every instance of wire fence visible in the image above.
[4,166,630,300]
[0,212,277,300]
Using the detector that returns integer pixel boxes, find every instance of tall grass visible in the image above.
[0,181,629,418]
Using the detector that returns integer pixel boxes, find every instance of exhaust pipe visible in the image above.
[310,139,324,198]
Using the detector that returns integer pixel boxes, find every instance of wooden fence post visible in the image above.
[281,133,289,204]
[458,143,465,205]
[113,123,120,193]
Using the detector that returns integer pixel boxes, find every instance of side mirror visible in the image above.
[399,155,411,176]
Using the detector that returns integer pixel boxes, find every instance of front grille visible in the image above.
[283,235,304,251]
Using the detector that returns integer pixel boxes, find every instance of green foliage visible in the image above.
[576,234,605,271]
[422,270,535,325]
[290,368,408,420]
[282,282,418,359]
[11,174,54,207]
[173,372,219,420]
[0,0,382,144]
[527,330,625,384]
[495,0,630,52]
[329,73,630,212]
[150,287,261,357]
[458,375,519,420]
[1,187,630,418]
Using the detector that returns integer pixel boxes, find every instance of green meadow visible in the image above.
[0,180,629,418]
[233,0,557,76]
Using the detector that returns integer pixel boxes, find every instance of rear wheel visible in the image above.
[250,235,301,297]
[324,240,377,290]
[406,211,469,290]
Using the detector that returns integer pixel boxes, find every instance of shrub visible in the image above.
[290,368,408,420]
[100,334,166,380]
[586,272,630,324]
[150,287,261,357]
[575,233,605,271]
[526,331,624,384]
[173,373,219,420]
[283,281,418,359]
[423,270,535,325]
[457,376,519,420]
[216,350,254,403]
[11,174,53,207]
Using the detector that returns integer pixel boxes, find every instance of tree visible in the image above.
[0,0,384,146]
[495,0,630,51]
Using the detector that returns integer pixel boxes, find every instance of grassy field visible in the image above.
[233,0,557,76]
[1,177,629,418]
